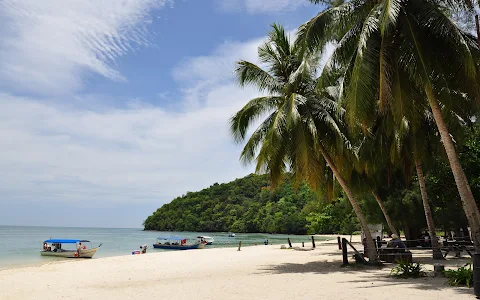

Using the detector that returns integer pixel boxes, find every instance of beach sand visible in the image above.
[0,235,474,300]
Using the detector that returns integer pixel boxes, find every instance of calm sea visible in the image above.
[0,226,329,269]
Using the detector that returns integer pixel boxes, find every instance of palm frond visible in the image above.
[230,96,283,142]
[235,61,280,93]
[379,0,402,36]
[239,112,276,165]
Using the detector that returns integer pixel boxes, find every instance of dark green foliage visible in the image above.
[390,261,426,278]
[144,173,363,234]
[304,195,359,234]
[144,174,324,234]
[427,123,480,232]
[444,264,473,287]
[143,124,479,235]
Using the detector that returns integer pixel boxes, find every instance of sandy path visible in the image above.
[0,238,474,300]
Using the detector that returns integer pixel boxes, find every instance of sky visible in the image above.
[0,0,325,228]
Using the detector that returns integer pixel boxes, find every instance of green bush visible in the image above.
[444,264,473,287]
[390,261,426,278]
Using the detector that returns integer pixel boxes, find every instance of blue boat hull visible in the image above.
[152,243,202,250]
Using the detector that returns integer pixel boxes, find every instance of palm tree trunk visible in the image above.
[414,158,444,259]
[371,191,398,237]
[318,143,378,262]
[475,15,480,49]
[425,83,480,250]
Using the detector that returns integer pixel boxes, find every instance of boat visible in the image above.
[197,236,214,245]
[40,239,102,258]
[228,232,236,237]
[152,236,204,250]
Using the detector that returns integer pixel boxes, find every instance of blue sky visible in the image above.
[0,0,324,228]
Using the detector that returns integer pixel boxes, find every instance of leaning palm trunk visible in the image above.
[371,191,398,237]
[414,158,444,259]
[425,84,480,250]
[318,144,377,262]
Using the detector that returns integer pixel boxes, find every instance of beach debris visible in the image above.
[293,247,314,251]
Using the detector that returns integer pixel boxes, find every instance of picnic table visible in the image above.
[442,240,474,258]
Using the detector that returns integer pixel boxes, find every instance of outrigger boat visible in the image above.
[197,236,214,245]
[153,236,204,250]
[40,239,102,258]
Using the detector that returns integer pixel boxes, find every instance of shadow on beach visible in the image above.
[258,253,473,297]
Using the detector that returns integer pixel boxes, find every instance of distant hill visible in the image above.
[143,173,321,234]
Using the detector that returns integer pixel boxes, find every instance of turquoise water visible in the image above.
[0,226,329,269]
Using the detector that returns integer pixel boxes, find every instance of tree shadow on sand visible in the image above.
[257,260,473,296]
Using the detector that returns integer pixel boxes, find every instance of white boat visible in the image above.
[197,236,214,245]
[40,239,101,258]
[228,232,236,237]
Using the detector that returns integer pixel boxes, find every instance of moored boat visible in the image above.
[40,239,102,258]
[153,236,204,250]
[197,236,214,245]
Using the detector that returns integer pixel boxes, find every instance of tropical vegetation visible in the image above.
[144,123,479,238]
[229,0,480,261]
[445,263,474,287]
[145,0,480,264]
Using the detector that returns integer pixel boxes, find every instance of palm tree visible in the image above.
[299,0,480,249]
[230,24,379,261]
[358,101,445,258]
[397,115,446,259]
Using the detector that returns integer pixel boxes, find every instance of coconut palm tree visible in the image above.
[298,0,480,249]
[230,23,378,261]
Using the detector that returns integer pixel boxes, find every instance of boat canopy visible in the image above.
[156,236,185,241]
[197,236,212,239]
[44,239,90,244]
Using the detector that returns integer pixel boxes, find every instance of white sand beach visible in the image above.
[0,236,474,300]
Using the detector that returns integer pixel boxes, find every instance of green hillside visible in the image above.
[143,173,357,234]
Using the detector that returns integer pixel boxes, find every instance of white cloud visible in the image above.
[0,0,337,226]
[216,0,307,14]
[0,0,171,95]
[173,38,263,83]
[0,31,267,208]
[0,86,256,206]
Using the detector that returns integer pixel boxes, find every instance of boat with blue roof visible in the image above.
[40,239,102,258]
[152,236,204,250]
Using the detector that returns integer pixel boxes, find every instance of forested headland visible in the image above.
[144,123,479,236]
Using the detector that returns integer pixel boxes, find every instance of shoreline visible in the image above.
[0,233,337,271]
[0,236,337,272]
[1,235,474,300]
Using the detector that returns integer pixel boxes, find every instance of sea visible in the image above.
[0,226,330,269]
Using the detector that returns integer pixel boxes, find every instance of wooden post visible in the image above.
[237,241,242,251]
[302,242,304,247]
[311,236,316,248]
[342,238,348,265]
[287,238,292,248]
[337,236,342,250]
[434,264,445,277]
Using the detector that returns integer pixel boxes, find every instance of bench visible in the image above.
[378,248,413,263]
